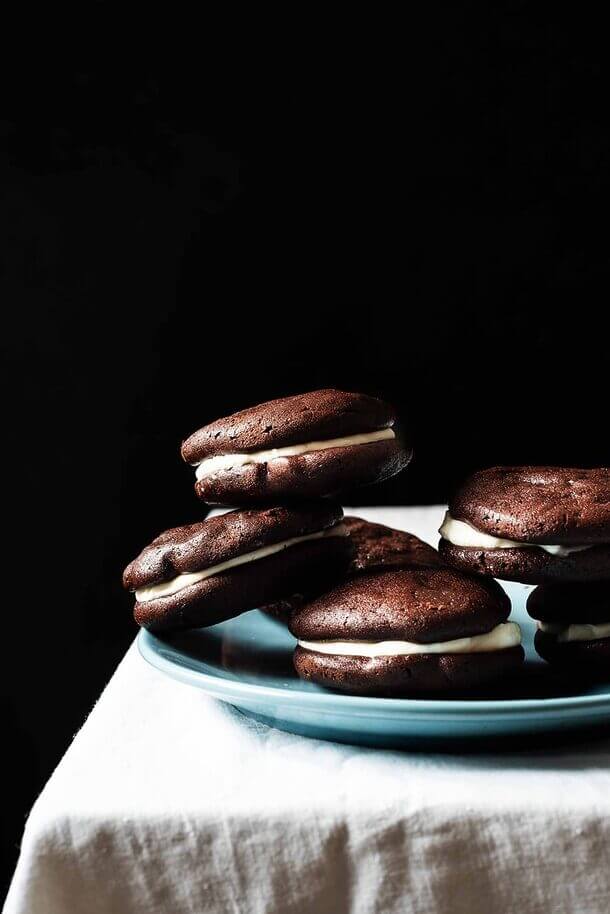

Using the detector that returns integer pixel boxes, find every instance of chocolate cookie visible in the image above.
[262,598,304,623]
[181,389,411,504]
[439,466,610,583]
[124,503,353,632]
[344,516,442,576]
[528,582,610,671]
[289,567,523,695]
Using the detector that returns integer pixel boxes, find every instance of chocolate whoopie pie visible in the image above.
[265,517,443,624]
[123,503,353,632]
[181,389,411,504]
[439,467,610,583]
[290,567,523,695]
[528,583,610,671]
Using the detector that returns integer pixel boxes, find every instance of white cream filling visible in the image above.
[298,621,521,657]
[439,512,595,557]
[135,524,347,603]
[194,428,395,480]
[537,621,610,642]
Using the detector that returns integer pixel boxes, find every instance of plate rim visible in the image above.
[138,628,610,720]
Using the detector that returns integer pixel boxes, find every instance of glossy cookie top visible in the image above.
[181,389,399,464]
[449,466,610,544]
[289,566,510,644]
[123,502,344,590]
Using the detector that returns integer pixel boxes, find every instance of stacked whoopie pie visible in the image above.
[124,388,528,696]
[124,390,409,635]
[439,467,610,672]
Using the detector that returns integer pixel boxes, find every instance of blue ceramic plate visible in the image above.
[138,581,610,748]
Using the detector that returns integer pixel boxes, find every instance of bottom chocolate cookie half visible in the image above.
[439,541,610,584]
[293,645,525,696]
[534,631,610,673]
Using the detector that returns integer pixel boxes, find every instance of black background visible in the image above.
[1,15,609,898]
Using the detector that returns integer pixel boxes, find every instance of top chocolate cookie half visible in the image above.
[445,466,610,544]
[344,516,442,576]
[289,566,512,643]
[527,581,610,625]
[181,389,412,504]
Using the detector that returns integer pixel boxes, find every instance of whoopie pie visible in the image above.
[290,566,523,695]
[439,467,610,583]
[181,389,411,504]
[124,503,352,632]
[528,582,610,672]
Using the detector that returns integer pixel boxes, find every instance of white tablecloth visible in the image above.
[5,506,610,914]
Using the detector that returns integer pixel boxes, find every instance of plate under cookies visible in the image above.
[138,581,610,749]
